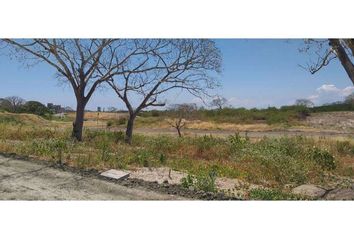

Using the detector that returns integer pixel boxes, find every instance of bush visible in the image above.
[309,147,336,170]
[229,132,249,152]
[181,167,218,192]
[21,101,51,116]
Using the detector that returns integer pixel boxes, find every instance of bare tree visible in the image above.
[168,103,197,137]
[107,107,118,112]
[2,39,136,141]
[295,99,314,108]
[108,39,222,144]
[300,39,354,85]
[5,96,26,112]
[210,95,228,109]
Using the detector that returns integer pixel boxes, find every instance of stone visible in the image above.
[292,184,326,198]
[325,188,354,200]
[100,169,130,180]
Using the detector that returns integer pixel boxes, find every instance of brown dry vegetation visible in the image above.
[0,111,353,195]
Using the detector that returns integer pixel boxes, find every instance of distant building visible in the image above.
[97,107,102,112]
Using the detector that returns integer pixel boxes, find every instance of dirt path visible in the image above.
[0,155,184,200]
[110,127,354,139]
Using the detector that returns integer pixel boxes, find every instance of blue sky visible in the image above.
[0,39,353,110]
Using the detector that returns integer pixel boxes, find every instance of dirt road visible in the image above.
[0,155,184,200]
[110,127,354,139]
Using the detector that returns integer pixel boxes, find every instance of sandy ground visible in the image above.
[130,167,261,198]
[102,126,354,139]
[306,111,354,131]
[0,155,184,200]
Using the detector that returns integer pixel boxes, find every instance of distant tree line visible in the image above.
[139,95,354,135]
[0,96,51,116]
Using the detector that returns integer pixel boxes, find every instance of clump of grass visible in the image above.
[24,137,73,164]
[181,167,218,192]
[336,140,354,155]
[106,117,127,128]
[308,146,336,170]
[0,115,22,125]
[248,188,304,200]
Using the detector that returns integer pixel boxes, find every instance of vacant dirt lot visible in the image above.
[0,155,183,200]
[306,111,354,131]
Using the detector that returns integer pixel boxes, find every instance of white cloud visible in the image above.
[342,86,354,96]
[307,84,354,105]
[316,84,340,93]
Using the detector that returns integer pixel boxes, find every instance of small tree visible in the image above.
[5,96,26,112]
[300,39,354,85]
[108,39,222,144]
[168,103,197,137]
[295,99,314,108]
[210,95,228,109]
[2,39,139,141]
[107,107,118,112]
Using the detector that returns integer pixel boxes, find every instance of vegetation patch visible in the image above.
[0,116,353,195]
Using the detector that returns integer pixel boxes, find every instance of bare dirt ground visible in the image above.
[109,126,354,139]
[305,111,354,131]
[130,167,260,198]
[86,111,354,139]
[0,155,184,200]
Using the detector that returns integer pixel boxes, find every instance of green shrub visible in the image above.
[181,167,218,192]
[228,132,249,156]
[309,147,336,170]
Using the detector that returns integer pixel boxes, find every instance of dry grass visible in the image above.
[66,111,128,121]
[0,112,49,125]
[186,120,276,131]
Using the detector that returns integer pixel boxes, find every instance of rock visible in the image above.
[325,188,354,200]
[292,184,326,198]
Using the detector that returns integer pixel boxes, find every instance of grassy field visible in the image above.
[0,111,353,198]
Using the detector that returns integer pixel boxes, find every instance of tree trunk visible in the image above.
[176,126,182,137]
[329,39,354,85]
[125,113,136,144]
[72,100,86,141]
